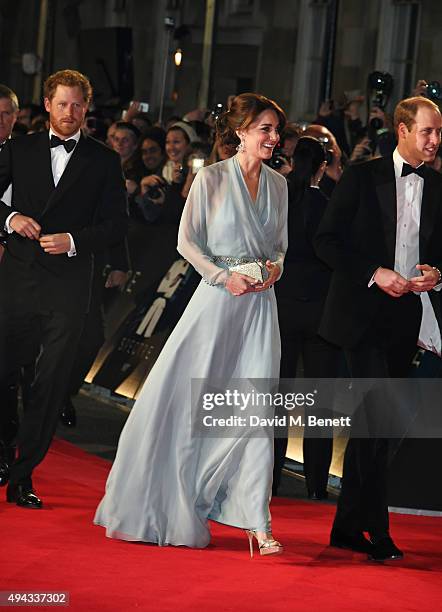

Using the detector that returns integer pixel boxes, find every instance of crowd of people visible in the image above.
[1,70,442,563]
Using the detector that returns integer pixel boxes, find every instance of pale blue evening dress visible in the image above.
[94,155,288,547]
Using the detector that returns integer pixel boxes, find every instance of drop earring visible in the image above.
[236,138,246,153]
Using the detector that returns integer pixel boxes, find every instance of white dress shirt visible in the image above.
[4,128,81,256]
[392,148,441,356]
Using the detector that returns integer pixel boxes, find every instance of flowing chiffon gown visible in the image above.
[94,155,288,547]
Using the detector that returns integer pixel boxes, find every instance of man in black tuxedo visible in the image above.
[0,84,19,487]
[315,96,442,561]
[0,69,127,508]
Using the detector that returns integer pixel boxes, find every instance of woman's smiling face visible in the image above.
[237,109,280,161]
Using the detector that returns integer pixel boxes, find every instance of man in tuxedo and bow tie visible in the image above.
[0,84,19,487]
[315,96,442,561]
[0,69,128,508]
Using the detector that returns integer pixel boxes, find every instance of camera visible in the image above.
[137,101,149,113]
[211,102,224,121]
[425,81,441,101]
[146,179,167,200]
[367,71,394,109]
[316,137,334,165]
[268,146,289,170]
[366,71,394,132]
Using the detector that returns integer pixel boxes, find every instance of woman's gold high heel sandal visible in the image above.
[246,530,283,558]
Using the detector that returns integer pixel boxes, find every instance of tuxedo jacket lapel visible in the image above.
[41,133,91,218]
[374,157,397,268]
[31,132,55,205]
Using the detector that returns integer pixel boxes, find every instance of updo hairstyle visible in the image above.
[216,93,286,148]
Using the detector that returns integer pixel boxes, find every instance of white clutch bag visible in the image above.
[229,261,267,283]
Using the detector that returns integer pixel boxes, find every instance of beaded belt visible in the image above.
[211,255,266,267]
[209,255,269,284]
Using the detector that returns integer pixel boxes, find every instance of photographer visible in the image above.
[267,122,301,177]
[303,124,343,196]
[315,94,365,157]
[348,107,397,165]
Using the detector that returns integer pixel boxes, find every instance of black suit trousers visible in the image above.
[333,292,422,538]
[0,308,84,487]
[274,297,341,494]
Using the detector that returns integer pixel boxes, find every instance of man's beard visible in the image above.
[51,118,81,137]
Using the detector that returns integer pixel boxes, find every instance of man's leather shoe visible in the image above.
[6,484,43,509]
[330,527,374,553]
[0,460,10,487]
[60,397,76,428]
[368,536,403,561]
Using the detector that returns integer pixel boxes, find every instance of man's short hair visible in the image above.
[114,121,141,141]
[0,84,19,111]
[43,69,92,104]
[394,96,441,133]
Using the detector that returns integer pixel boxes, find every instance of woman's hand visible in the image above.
[224,272,259,296]
[171,162,185,184]
[254,261,280,292]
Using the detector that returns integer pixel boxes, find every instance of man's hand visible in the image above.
[368,107,386,126]
[373,267,410,297]
[39,233,71,255]
[225,271,258,296]
[140,175,163,194]
[9,214,41,239]
[350,137,371,162]
[408,264,441,292]
[105,270,129,289]
[254,261,280,292]
[276,158,293,177]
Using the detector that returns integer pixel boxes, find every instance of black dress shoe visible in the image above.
[6,484,43,509]
[60,397,76,428]
[368,536,404,561]
[0,460,10,487]
[330,527,374,554]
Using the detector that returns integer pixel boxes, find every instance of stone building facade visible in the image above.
[0,0,441,121]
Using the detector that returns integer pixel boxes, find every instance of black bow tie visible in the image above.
[50,134,77,153]
[401,162,426,179]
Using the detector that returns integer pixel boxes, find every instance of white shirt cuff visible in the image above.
[67,233,76,257]
[5,211,19,233]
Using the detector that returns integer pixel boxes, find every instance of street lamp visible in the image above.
[174,48,183,67]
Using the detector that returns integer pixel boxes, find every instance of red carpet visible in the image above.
[1,439,442,611]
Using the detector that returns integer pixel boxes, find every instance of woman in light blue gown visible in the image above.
[94,93,288,555]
